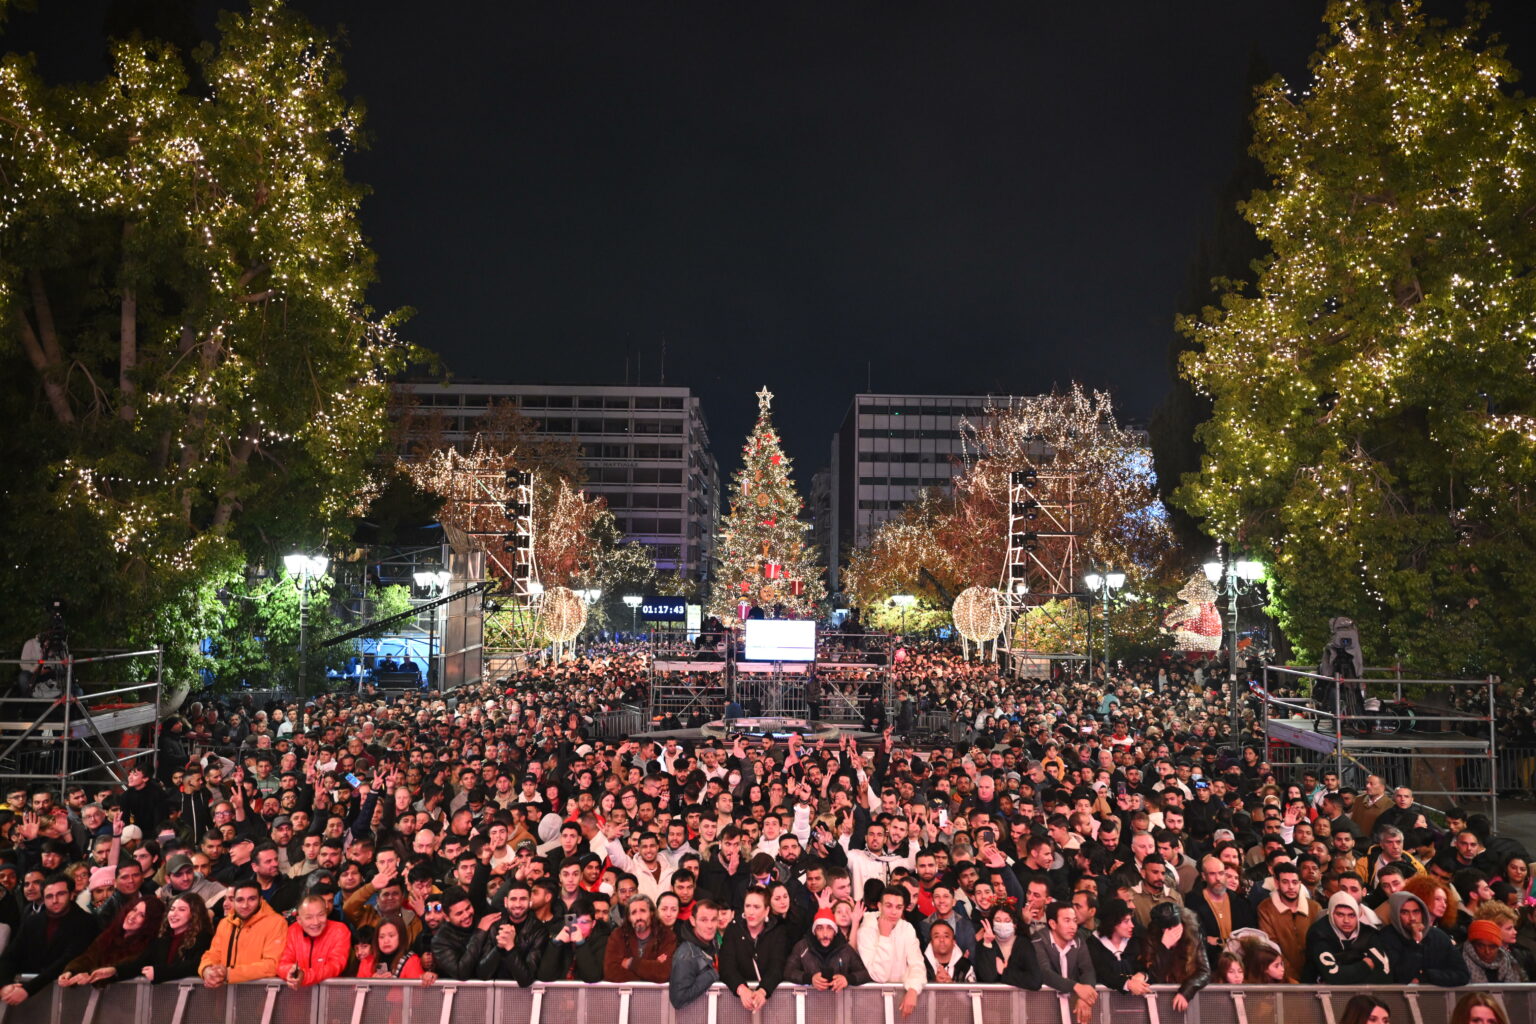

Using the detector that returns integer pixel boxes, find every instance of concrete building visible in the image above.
[394,380,720,581]
[827,393,1017,593]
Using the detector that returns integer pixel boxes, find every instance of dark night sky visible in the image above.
[11,2,1536,478]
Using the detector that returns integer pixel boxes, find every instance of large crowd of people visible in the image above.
[0,642,1528,1023]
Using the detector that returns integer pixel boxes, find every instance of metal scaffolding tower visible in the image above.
[1000,468,1084,670]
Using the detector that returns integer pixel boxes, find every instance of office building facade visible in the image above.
[394,380,720,581]
[828,392,1020,593]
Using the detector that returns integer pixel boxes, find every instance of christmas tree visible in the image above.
[708,387,826,621]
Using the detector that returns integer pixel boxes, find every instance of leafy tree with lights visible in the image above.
[708,387,824,621]
[0,2,413,668]
[845,385,1179,652]
[1178,0,1536,674]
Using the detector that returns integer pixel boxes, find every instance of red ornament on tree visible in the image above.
[737,600,752,621]
[764,561,782,579]
[738,581,751,594]
[790,579,805,596]
[771,454,782,465]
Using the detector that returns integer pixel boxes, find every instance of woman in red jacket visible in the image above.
[356,920,437,982]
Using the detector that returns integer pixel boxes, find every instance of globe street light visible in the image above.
[623,594,643,634]
[1204,556,1267,742]
[576,589,602,642]
[284,553,329,698]
[1083,571,1126,669]
[890,594,916,634]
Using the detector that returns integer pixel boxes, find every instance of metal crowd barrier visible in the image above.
[3,979,1534,1024]
[591,704,647,739]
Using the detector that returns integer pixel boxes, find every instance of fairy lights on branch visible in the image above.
[1177,0,1536,674]
[2,0,415,585]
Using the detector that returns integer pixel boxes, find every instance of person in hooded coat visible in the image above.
[1302,891,1391,985]
[784,908,871,989]
[1377,890,1468,987]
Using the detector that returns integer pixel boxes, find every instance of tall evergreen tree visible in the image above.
[707,387,825,621]
[1178,0,1536,674]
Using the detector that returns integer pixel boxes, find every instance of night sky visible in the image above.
[12,2,1535,479]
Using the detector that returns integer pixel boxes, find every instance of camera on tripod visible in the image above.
[15,598,69,698]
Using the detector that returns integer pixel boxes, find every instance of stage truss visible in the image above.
[999,468,1084,665]
[478,467,543,656]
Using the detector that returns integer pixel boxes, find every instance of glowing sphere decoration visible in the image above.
[951,586,1007,643]
[538,586,588,643]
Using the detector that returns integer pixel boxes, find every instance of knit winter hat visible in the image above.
[1467,919,1504,945]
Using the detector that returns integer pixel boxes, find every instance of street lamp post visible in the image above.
[890,594,916,635]
[1083,571,1126,669]
[623,594,643,635]
[284,553,329,698]
[577,589,602,642]
[1203,556,1266,744]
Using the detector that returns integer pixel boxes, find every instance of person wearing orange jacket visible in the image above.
[198,882,288,987]
[278,895,353,989]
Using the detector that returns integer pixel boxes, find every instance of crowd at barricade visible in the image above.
[0,643,1533,1022]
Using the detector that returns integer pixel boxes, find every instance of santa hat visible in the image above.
[812,908,838,931]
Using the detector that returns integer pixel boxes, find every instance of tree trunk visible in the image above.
[16,310,74,424]
[119,286,138,422]
[23,270,74,424]
[210,431,259,529]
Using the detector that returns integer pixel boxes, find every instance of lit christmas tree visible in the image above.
[708,387,825,621]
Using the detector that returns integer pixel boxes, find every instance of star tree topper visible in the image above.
[756,386,773,413]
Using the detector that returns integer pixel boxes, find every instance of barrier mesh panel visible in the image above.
[583,985,624,1024]
[843,985,890,1023]
[96,984,147,1024]
[630,985,674,1024]
[1,990,57,1024]
[923,985,981,1024]
[672,989,717,1024]
[1243,992,1282,1024]
[174,982,231,1024]
[451,984,495,1024]
[716,991,761,1024]
[496,983,537,1024]
[1277,988,1329,1024]
[357,984,410,1024]
[232,977,312,1024]
[313,981,350,1024]
[801,989,842,1024]
[54,985,96,1024]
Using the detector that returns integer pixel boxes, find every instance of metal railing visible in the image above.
[1496,747,1536,794]
[3,979,1533,1024]
[591,703,646,739]
[1259,664,1499,828]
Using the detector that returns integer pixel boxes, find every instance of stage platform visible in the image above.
[0,700,157,740]
[638,720,886,743]
[1267,715,1491,755]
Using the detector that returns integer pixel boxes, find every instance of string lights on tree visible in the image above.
[0,1,414,658]
[845,385,1176,651]
[1177,0,1536,674]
